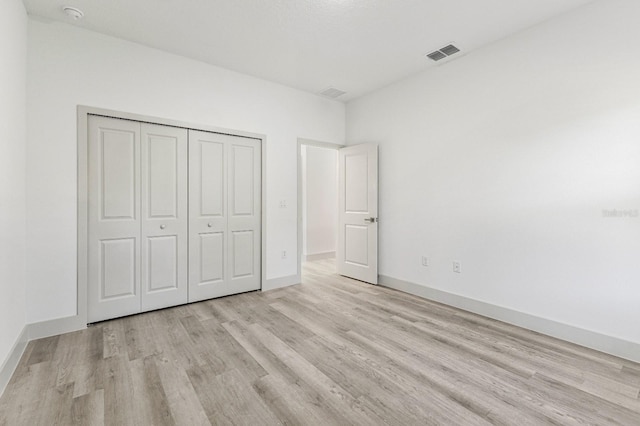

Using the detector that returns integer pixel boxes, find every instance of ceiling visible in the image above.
[24,0,593,102]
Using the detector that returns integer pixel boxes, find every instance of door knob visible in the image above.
[364,217,378,223]
[160,224,166,229]
[208,222,213,227]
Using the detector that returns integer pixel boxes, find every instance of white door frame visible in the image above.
[296,138,344,282]
[78,105,267,325]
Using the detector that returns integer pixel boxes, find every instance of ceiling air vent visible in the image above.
[426,43,461,62]
[320,87,347,99]
[440,44,460,56]
[427,51,447,62]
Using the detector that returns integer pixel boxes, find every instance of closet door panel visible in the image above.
[200,232,224,282]
[88,116,141,322]
[147,236,178,291]
[231,230,254,278]
[188,130,228,302]
[100,239,137,298]
[200,141,225,216]
[141,123,188,311]
[227,137,261,293]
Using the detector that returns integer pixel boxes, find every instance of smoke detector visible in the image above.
[63,6,84,20]
[319,87,347,99]
[426,44,461,62]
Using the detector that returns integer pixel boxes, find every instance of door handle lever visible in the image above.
[364,217,378,223]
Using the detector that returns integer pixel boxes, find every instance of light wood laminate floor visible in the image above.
[1,259,639,425]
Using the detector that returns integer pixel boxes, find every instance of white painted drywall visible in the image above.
[26,20,345,323]
[0,0,27,368]
[346,0,640,344]
[302,145,338,257]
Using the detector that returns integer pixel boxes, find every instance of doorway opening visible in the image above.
[296,139,343,281]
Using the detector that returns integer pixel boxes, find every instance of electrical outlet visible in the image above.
[281,250,287,259]
[453,261,462,273]
[421,256,429,267]
[279,200,287,208]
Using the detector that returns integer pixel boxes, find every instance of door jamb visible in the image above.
[296,138,344,283]
[78,105,267,326]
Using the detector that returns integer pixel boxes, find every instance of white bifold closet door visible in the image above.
[140,123,188,312]
[88,116,142,322]
[88,116,188,323]
[88,115,261,322]
[188,130,261,302]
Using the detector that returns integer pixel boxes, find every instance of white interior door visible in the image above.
[337,144,378,284]
[88,116,141,322]
[188,131,261,301]
[140,123,188,311]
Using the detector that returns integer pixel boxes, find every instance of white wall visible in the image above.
[302,146,338,257]
[26,20,345,323]
[347,0,640,345]
[0,0,27,368]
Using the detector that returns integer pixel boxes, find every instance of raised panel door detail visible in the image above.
[200,141,224,217]
[147,236,178,292]
[232,230,254,278]
[345,225,368,266]
[101,129,136,220]
[148,134,178,218]
[231,145,254,216]
[200,232,224,283]
[101,238,136,299]
[345,153,368,213]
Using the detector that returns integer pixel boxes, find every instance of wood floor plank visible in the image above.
[253,373,348,426]
[2,259,639,425]
[130,356,175,426]
[103,354,136,426]
[0,360,58,425]
[245,322,384,425]
[26,335,59,365]
[222,319,302,386]
[293,334,493,425]
[71,390,105,426]
[53,326,104,398]
[102,321,127,359]
[35,382,75,425]
[123,312,163,362]
[155,359,211,426]
[187,366,281,425]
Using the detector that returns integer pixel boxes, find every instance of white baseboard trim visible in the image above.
[1,315,86,396]
[28,315,85,341]
[0,326,28,398]
[264,274,300,291]
[303,251,336,262]
[379,275,640,364]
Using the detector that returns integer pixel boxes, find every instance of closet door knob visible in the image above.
[160,224,166,229]
[207,223,213,227]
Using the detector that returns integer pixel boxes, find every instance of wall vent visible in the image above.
[320,87,347,99]
[426,43,461,62]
